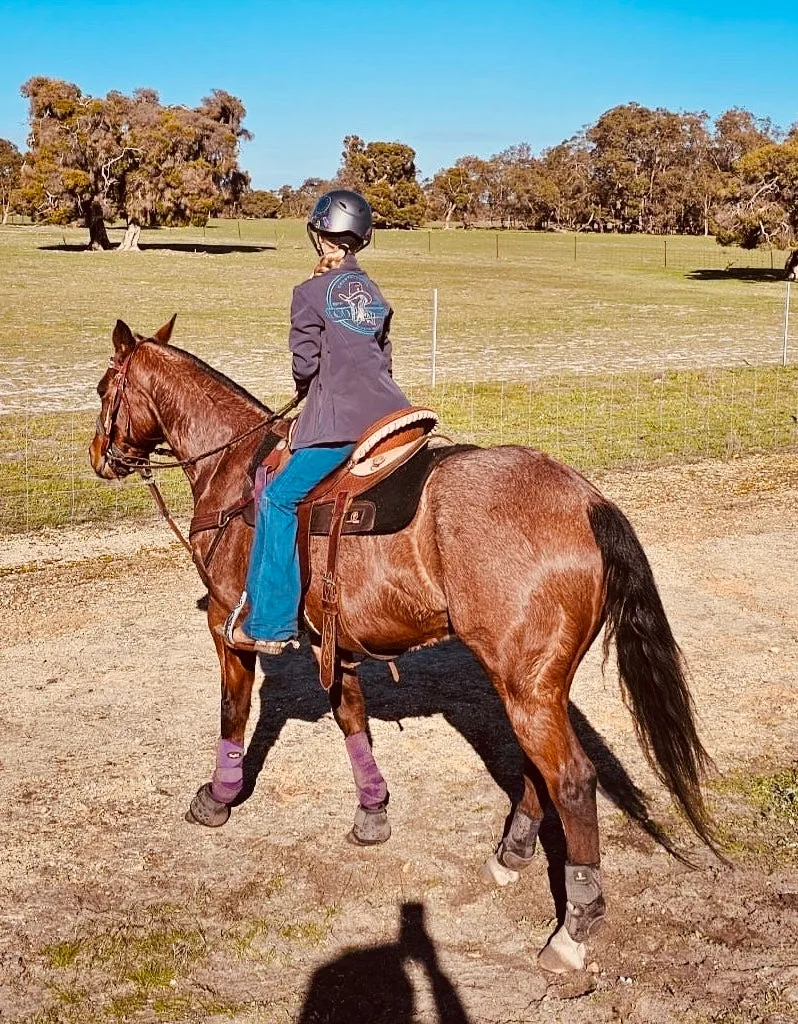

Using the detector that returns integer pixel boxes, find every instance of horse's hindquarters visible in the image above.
[424,447,606,679]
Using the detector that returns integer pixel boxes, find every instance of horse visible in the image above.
[89,316,719,973]
[786,249,798,281]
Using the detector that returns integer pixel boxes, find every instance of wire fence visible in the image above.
[2,366,797,534]
[2,222,797,534]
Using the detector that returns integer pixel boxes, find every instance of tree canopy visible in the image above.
[713,130,798,249]
[336,136,425,228]
[425,103,796,248]
[18,77,251,249]
[14,78,797,251]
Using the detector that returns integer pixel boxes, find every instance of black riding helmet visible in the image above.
[307,189,373,256]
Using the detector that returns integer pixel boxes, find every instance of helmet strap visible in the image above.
[307,225,324,257]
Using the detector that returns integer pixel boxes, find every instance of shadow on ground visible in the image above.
[234,636,674,862]
[297,901,471,1024]
[38,242,274,254]
[685,267,788,283]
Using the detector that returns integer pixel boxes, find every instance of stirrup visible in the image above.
[222,590,248,645]
[215,623,299,655]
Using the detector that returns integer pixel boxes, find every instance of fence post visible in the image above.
[783,281,792,367]
[431,288,439,387]
[664,238,667,269]
[495,233,499,259]
[573,235,577,262]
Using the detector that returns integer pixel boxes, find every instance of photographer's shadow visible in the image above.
[297,902,471,1024]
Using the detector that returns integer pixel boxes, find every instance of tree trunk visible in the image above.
[85,200,112,250]
[1,200,9,225]
[117,220,141,251]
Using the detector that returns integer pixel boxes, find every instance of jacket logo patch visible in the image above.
[326,273,388,335]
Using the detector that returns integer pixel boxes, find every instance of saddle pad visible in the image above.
[309,443,477,536]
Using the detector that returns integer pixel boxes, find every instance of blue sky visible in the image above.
[1,0,796,189]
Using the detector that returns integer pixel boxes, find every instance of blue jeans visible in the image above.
[243,443,354,640]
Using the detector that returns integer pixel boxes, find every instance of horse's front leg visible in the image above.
[186,605,256,828]
[316,649,391,845]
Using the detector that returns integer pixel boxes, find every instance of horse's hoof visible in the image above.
[348,803,391,845]
[537,925,586,973]
[479,852,520,887]
[185,783,231,828]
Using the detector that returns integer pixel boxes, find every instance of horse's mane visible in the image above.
[150,341,272,415]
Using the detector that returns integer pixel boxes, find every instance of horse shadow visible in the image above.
[685,267,788,283]
[296,901,471,1024]
[38,242,274,254]
[235,634,675,862]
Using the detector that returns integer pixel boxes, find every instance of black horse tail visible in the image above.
[588,500,720,853]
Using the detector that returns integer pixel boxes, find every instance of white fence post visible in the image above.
[783,281,792,367]
[431,288,438,388]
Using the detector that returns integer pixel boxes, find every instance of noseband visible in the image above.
[95,351,149,473]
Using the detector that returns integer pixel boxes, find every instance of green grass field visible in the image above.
[1,221,796,532]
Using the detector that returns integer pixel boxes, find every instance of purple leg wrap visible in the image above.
[345,732,387,809]
[211,738,245,804]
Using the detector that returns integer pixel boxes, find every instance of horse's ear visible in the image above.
[112,319,136,357]
[152,314,177,345]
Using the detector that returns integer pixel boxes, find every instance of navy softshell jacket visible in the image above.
[289,253,410,449]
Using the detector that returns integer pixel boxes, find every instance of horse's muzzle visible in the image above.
[89,435,119,479]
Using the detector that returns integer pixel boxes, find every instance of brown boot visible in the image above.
[215,624,299,655]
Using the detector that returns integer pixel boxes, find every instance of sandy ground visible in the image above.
[1,453,797,1023]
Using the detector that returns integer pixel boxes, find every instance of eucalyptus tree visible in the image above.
[0,138,23,224]
[19,77,251,250]
[713,131,798,249]
[337,135,425,228]
[427,156,490,227]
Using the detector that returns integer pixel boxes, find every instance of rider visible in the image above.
[224,189,411,654]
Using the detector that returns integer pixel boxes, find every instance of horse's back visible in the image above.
[427,444,605,537]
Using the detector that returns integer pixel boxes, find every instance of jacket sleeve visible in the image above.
[378,307,394,377]
[289,286,324,396]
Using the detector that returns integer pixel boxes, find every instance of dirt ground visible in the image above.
[1,453,797,1024]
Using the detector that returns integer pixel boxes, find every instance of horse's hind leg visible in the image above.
[187,605,256,828]
[481,759,548,886]
[507,691,605,972]
[315,649,390,845]
[473,633,604,971]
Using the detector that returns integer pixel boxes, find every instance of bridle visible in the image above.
[95,343,301,551]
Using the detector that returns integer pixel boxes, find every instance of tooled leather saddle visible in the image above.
[190,407,469,688]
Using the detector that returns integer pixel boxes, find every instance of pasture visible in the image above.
[0,221,796,531]
[0,222,797,1022]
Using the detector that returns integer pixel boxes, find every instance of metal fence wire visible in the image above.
[2,367,797,534]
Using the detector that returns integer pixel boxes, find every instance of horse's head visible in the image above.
[785,249,798,282]
[89,315,177,479]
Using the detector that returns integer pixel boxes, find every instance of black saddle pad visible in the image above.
[309,443,477,536]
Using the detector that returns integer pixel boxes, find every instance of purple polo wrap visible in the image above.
[345,731,387,809]
[211,738,245,804]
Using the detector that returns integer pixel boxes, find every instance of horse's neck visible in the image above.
[143,347,263,492]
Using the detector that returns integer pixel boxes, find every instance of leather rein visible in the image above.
[96,348,301,553]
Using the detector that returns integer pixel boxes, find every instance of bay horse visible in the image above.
[89,317,718,973]
[786,248,798,281]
